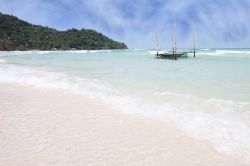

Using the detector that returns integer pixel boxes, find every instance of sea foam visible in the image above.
[0,59,6,63]
[198,49,250,57]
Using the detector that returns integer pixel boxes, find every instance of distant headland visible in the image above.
[0,13,127,51]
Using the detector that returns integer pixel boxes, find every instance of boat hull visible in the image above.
[156,52,188,60]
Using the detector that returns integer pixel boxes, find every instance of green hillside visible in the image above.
[0,13,127,50]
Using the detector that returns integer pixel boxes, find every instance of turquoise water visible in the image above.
[0,49,250,163]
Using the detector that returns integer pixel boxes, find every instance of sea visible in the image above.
[0,48,250,163]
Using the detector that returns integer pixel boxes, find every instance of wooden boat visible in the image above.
[155,19,195,60]
[156,51,188,60]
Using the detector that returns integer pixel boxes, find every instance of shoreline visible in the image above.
[0,83,247,166]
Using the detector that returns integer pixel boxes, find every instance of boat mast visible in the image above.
[156,32,159,57]
[172,18,177,60]
[193,30,196,58]
[174,19,177,52]
[172,33,174,53]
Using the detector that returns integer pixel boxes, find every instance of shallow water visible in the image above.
[0,49,250,163]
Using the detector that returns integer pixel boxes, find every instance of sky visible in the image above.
[0,0,250,48]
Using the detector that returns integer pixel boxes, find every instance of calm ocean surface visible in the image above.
[0,49,250,163]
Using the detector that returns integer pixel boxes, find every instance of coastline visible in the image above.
[0,83,247,166]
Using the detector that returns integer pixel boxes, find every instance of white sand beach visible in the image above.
[0,83,247,166]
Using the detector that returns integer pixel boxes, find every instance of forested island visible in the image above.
[0,13,127,50]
